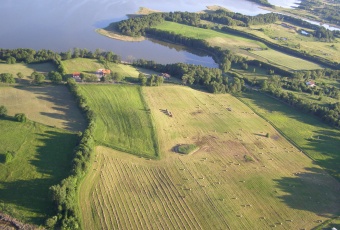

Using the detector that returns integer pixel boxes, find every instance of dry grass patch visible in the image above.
[0,85,85,132]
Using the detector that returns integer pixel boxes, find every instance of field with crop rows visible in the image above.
[0,119,78,225]
[0,85,86,132]
[79,85,158,158]
[80,85,340,229]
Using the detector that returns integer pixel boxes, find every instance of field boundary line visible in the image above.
[235,92,315,163]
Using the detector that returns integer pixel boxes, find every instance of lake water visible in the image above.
[0,0,334,67]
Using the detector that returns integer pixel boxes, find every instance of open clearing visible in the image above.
[79,85,158,158]
[80,85,340,230]
[0,85,86,132]
[0,119,78,225]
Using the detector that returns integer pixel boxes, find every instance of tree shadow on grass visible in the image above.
[273,167,340,218]
[13,85,86,132]
[0,130,78,225]
[241,91,340,181]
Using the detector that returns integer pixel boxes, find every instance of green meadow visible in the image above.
[79,85,158,158]
[0,119,78,225]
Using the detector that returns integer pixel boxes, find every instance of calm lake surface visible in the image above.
[0,0,326,67]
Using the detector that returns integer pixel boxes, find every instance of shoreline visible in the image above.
[96,5,230,42]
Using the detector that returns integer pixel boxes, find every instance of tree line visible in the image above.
[245,76,340,127]
[47,78,96,229]
[133,59,244,94]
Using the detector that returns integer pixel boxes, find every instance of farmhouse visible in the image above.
[97,69,111,76]
[306,80,316,87]
[72,72,81,82]
[159,73,171,79]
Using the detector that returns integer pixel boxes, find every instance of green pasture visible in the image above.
[152,21,267,49]
[251,49,323,70]
[0,119,78,225]
[239,90,340,180]
[62,58,104,75]
[0,62,56,80]
[79,84,158,158]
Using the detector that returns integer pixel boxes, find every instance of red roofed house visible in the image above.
[72,72,81,82]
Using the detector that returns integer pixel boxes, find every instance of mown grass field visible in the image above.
[80,85,340,230]
[239,90,340,180]
[0,85,86,132]
[251,49,323,70]
[0,119,78,225]
[152,21,266,50]
[79,85,158,158]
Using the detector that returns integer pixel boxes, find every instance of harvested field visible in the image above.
[80,85,340,229]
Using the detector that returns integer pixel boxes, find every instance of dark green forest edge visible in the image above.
[0,3,340,228]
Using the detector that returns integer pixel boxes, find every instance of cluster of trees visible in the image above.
[133,59,244,93]
[162,12,201,26]
[138,73,164,86]
[0,48,58,63]
[298,0,340,26]
[47,78,95,229]
[245,76,340,127]
[115,13,164,37]
[200,10,279,26]
[0,48,121,66]
[0,73,15,84]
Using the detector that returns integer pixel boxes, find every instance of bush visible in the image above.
[177,144,198,154]
[0,105,7,117]
[14,113,27,123]
[266,133,270,138]
[5,151,16,164]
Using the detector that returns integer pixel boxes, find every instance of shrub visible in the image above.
[266,133,270,138]
[5,151,16,164]
[14,113,27,123]
[177,144,198,154]
[0,105,7,117]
